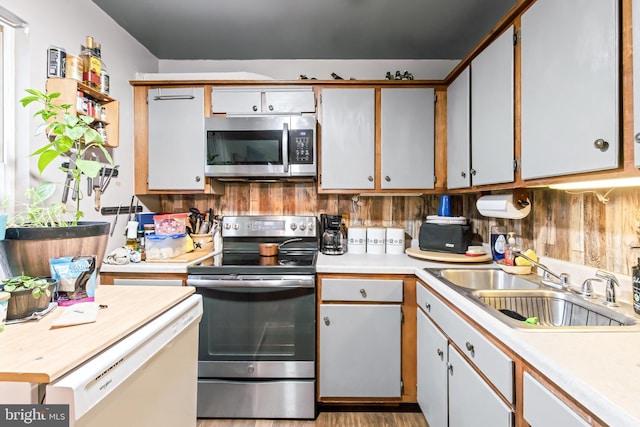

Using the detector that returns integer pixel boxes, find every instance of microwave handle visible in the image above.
[282,122,289,173]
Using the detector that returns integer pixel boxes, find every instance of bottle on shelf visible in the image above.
[95,42,110,95]
[80,36,101,90]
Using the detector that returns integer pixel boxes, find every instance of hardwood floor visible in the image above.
[197,406,428,427]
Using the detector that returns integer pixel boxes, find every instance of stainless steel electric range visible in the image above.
[187,215,318,420]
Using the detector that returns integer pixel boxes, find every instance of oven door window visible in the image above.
[206,130,283,166]
[197,286,315,362]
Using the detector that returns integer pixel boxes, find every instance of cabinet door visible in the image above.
[521,0,618,180]
[320,89,375,190]
[634,0,640,168]
[448,345,513,427]
[523,372,589,427]
[148,87,205,190]
[264,89,315,113]
[211,88,262,114]
[447,67,471,189]
[380,88,435,189]
[319,304,401,397]
[417,308,448,427]
[471,26,514,186]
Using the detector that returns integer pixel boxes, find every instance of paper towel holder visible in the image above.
[476,189,531,219]
[513,188,530,209]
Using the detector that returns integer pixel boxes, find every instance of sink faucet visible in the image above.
[512,250,570,289]
[596,270,620,307]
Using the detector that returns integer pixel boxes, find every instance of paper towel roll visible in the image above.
[476,194,531,219]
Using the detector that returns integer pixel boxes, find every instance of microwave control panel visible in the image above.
[289,129,314,164]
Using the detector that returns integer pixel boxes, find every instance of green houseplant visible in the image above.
[0,87,115,277]
[1,275,56,320]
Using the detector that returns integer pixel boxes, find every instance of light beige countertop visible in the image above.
[318,251,640,427]
[0,285,195,383]
[99,251,218,274]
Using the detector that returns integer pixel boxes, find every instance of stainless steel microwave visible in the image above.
[204,116,316,180]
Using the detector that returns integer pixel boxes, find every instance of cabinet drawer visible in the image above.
[417,281,451,326]
[321,279,403,302]
[417,281,514,404]
[523,372,589,427]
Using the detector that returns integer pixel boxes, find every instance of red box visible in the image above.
[153,213,188,235]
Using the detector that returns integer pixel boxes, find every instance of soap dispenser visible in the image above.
[504,232,517,266]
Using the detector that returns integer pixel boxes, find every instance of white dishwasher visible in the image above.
[45,294,202,427]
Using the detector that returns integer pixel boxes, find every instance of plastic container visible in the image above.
[153,213,188,235]
[145,233,187,260]
[490,226,507,261]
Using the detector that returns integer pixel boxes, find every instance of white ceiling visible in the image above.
[91,0,518,60]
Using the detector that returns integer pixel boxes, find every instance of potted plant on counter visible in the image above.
[0,88,114,277]
[1,275,56,320]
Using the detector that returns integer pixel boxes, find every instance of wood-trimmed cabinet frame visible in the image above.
[316,273,418,405]
[417,277,606,427]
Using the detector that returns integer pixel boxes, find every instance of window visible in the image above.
[0,6,28,215]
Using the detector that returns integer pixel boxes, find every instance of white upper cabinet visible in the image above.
[320,88,375,190]
[520,0,618,180]
[212,87,315,114]
[633,0,640,168]
[380,88,435,189]
[147,87,205,190]
[471,26,514,186]
[447,67,471,189]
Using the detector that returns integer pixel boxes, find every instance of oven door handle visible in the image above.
[188,278,315,288]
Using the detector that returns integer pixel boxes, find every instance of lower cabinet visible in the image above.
[317,276,408,401]
[319,304,401,397]
[523,372,590,427]
[417,280,514,427]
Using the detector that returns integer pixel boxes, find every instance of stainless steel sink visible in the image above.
[424,267,639,331]
[471,289,637,331]
[427,268,542,290]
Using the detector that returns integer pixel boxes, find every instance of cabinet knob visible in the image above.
[424,302,431,312]
[195,176,201,182]
[460,171,466,178]
[247,365,255,374]
[447,363,454,375]
[323,316,330,326]
[470,169,477,176]
[385,176,391,182]
[268,104,274,111]
[368,176,374,182]
[593,138,609,151]
[437,348,444,359]
[465,341,475,356]
[635,133,640,144]
[360,288,367,298]
[252,105,258,112]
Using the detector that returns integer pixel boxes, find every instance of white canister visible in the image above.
[366,227,386,254]
[386,227,406,255]
[348,227,367,254]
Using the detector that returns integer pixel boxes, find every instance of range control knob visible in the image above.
[224,223,231,230]
[308,222,315,231]
[300,223,307,231]
[290,223,298,231]
[233,223,239,230]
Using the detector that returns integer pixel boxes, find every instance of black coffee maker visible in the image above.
[320,214,345,255]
